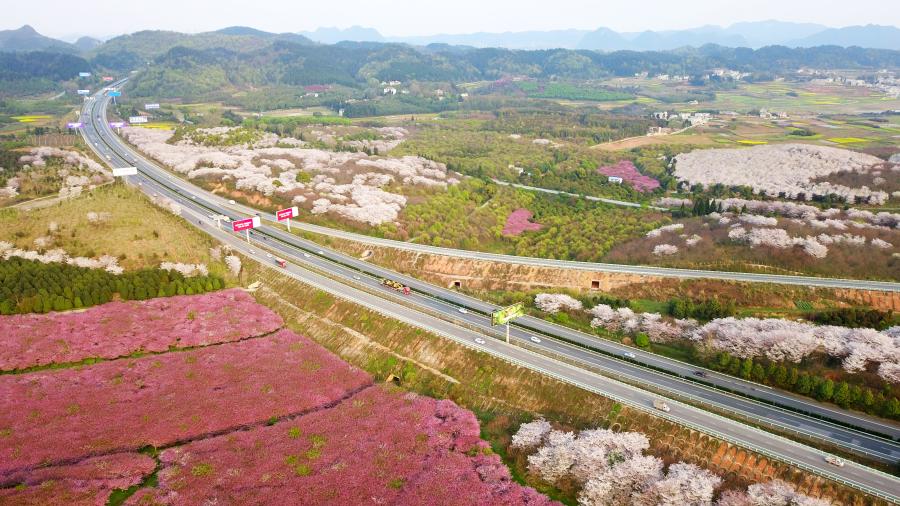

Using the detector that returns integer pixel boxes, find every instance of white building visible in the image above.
[608,176,624,184]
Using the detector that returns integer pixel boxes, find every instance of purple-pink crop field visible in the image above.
[0,289,283,371]
[0,453,154,506]
[502,208,543,236]
[598,160,661,193]
[0,330,372,477]
[126,386,555,506]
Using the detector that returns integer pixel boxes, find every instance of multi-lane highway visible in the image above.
[80,83,900,443]
[79,84,900,501]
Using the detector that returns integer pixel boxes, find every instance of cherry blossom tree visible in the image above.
[634,463,721,506]
[160,262,209,278]
[646,224,684,238]
[534,293,583,313]
[578,455,664,506]
[511,419,553,450]
[652,244,679,256]
[224,255,242,277]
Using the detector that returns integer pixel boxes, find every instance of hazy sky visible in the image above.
[5,0,899,40]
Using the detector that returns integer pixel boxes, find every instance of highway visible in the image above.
[79,84,900,501]
[79,85,900,444]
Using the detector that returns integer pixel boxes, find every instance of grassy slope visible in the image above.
[0,184,226,276]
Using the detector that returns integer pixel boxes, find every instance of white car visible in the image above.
[623,352,637,359]
[303,253,311,258]
[352,275,361,280]
[228,199,236,205]
[266,253,272,258]
[474,337,486,345]
[249,249,256,254]
[317,250,324,255]
[458,307,468,314]
[529,336,541,344]
[825,456,845,467]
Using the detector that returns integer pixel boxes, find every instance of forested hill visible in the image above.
[89,29,315,70]
[122,40,900,98]
[0,52,92,96]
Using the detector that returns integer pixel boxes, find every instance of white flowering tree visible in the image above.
[224,255,242,278]
[534,293,583,313]
[634,463,721,506]
[510,419,552,450]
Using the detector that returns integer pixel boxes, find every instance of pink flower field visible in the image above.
[1,291,553,505]
[0,453,154,506]
[126,386,554,506]
[0,329,372,477]
[0,289,283,371]
[598,160,661,192]
[503,208,543,236]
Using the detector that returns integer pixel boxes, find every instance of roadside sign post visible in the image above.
[275,206,299,232]
[491,302,526,344]
[231,216,261,244]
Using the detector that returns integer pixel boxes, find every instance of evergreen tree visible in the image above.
[816,379,835,402]
[832,382,851,408]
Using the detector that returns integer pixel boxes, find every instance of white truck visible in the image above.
[653,399,671,412]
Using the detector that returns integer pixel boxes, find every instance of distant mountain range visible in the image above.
[1,21,899,56]
[0,25,79,53]
[300,21,900,51]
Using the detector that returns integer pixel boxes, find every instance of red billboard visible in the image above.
[276,206,299,221]
[231,216,261,232]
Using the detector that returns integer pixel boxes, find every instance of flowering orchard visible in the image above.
[503,208,544,236]
[0,453,155,506]
[0,289,282,371]
[0,330,372,475]
[127,386,553,506]
[674,144,892,205]
[584,301,900,384]
[1,146,112,203]
[511,421,832,506]
[122,126,458,226]
[597,160,661,193]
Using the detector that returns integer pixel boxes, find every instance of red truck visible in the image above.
[382,278,411,295]
[274,257,286,268]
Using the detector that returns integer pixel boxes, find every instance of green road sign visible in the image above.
[492,302,525,326]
